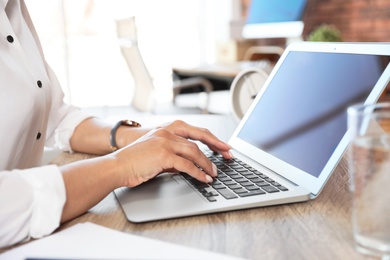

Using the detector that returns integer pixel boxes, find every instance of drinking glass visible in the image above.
[347,102,390,259]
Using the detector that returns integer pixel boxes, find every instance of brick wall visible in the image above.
[302,0,390,42]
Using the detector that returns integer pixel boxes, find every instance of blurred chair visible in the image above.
[243,45,284,62]
[242,45,284,74]
[115,17,213,114]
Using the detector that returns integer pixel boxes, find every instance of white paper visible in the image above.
[0,222,244,260]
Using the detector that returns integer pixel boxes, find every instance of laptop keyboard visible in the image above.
[181,151,289,202]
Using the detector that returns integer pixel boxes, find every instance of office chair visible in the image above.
[243,46,284,62]
[115,17,213,114]
[242,45,284,74]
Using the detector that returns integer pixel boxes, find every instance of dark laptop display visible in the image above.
[238,52,390,177]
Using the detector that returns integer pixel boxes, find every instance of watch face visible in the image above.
[231,68,268,122]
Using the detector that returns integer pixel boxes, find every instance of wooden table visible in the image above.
[1,113,380,259]
[51,152,378,260]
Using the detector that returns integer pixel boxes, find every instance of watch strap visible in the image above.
[110,120,141,151]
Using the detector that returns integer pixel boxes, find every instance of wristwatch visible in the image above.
[110,119,141,151]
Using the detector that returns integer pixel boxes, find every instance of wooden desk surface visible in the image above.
[1,114,378,259]
[50,152,376,260]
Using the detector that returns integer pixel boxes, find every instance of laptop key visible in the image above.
[188,178,209,189]
[217,188,238,199]
[223,180,237,186]
[209,191,219,196]
[263,177,274,182]
[225,162,238,167]
[239,190,266,197]
[262,186,280,193]
[257,173,268,179]
[227,184,242,190]
[218,176,231,182]
[233,188,248,194]
[240,171,254,176]
[241,181,254,186]
[245,174,259,179]
[278,186,289,191]
[212,183,226,189]
[234,177,247,183]
[207,196,217,202]
[211,180,222,185]
[241,163,250,168]
[217,173,228,178]
[220,166,232,172]
[202,191,214,197]
[256,182,271,187]
[246,185,260,191]
[250,177,263,183]
[222,169,235,174]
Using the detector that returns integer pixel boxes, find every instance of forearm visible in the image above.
[59,155,123,223]
[70,118,148,155]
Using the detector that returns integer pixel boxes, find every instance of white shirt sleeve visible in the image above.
[0,0,90,249]
[43,60,93,153]
[0,165,66,249]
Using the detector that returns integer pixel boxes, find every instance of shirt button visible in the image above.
[36,132,41,140]
[6,35,14,43]
[37,80,42,88]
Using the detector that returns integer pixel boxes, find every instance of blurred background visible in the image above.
[25,0,231,108]
[25,0,390,110]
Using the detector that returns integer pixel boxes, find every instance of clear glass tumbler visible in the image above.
[347,102,390,259]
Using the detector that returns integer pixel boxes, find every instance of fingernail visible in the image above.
[206,175,213,183]
[212,163,218,177]
[228,151,234,158]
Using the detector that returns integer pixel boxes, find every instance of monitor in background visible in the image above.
[242,0,307,39]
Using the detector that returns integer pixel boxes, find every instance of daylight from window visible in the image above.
[25,0,230,108]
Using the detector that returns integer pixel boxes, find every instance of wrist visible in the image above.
[115,126,148,149]
[110,120,141,151]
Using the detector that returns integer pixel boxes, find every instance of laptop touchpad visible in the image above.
[117,173,194,201]
[115,173,205,222]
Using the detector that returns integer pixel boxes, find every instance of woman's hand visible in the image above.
[112,120,232,187]
[61,120,232,222]
[155,120,232,159]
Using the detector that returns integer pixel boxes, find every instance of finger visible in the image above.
[154,129,218,180]
[174,140,218,178]
[146,128,218,179]
[169,154,215,184]
[205,144,233,160]
[165,121,232,158]
[218,150,234,159]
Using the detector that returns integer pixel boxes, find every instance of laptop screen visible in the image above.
[237,51,390,178]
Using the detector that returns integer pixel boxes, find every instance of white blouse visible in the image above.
[0,0,92,248]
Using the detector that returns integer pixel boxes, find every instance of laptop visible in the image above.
[114,42,390,223]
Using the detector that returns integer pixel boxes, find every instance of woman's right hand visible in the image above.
[111,121,232,188]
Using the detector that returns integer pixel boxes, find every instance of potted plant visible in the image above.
[307,24,342,42]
